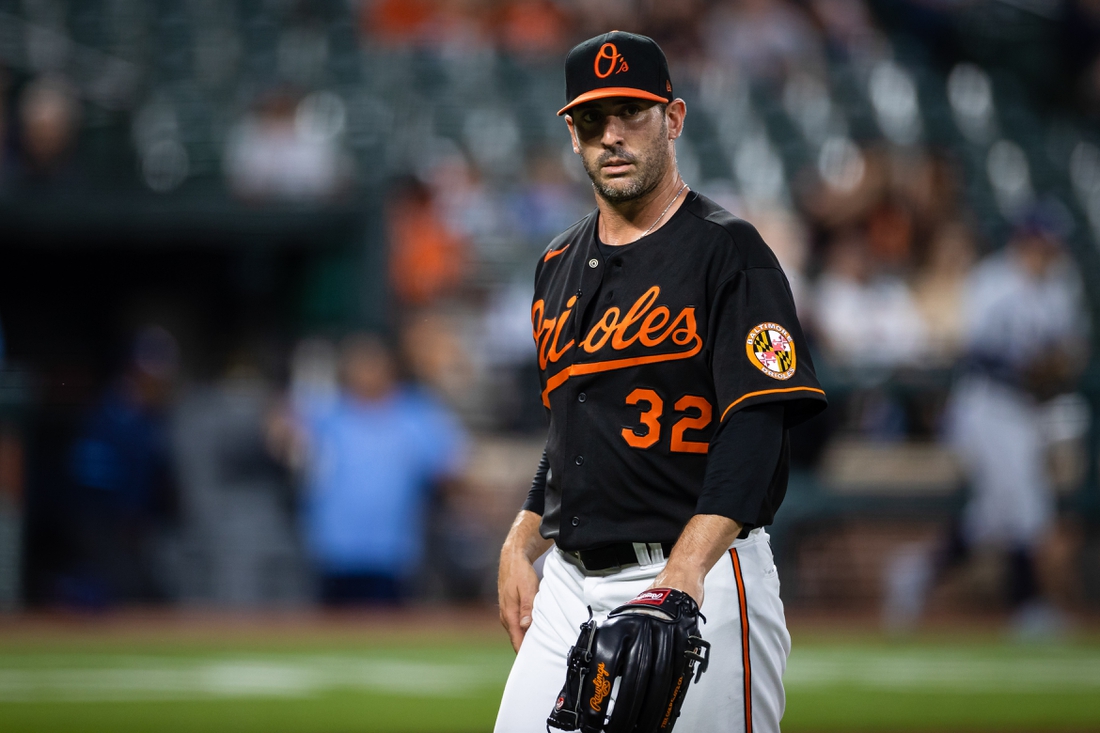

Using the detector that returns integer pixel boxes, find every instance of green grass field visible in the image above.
[1,617,1098,732]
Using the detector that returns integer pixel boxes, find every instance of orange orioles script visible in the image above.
[590,662,612,711]
[532,285,702,406]
[594,42,629,78]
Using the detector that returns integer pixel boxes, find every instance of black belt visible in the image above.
[563,527,754,573]
[562,542,676,572]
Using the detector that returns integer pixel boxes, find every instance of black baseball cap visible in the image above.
[558,31,673,116]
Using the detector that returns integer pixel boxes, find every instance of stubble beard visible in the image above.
[583,119,671,204]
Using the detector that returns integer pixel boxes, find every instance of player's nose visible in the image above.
[600,116,626,147]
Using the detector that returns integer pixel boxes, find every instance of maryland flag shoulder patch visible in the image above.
[746,322,796,380]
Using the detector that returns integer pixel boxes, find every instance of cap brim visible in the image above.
[558,88,670,116]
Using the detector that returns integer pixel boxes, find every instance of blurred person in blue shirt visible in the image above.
[286,332,467,605]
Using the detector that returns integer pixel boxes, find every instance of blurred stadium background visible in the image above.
[2,0,1100,730]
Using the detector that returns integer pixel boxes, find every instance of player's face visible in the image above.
[566,98,672,204]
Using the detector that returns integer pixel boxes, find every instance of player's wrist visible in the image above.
[661,552,710,580]
[652,564,706,602]
[501,536,545,565]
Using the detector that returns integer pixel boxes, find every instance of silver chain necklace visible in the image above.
[640,181,688,238]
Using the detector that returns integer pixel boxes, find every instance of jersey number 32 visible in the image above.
[622,388,712,454]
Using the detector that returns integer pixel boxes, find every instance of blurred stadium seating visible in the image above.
[0,0,1098,623]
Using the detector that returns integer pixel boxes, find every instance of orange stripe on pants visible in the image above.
[730,548,752,733]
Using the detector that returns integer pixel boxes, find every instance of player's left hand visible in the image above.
[650,567,705,609]
[648,514,745,610]
[546,587,711,733]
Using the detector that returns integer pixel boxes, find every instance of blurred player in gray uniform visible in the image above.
[950,209,1087,620]
[888,206,1088,631]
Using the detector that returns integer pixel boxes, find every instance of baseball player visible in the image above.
[946,210,1086,621]
[495,32,827,733]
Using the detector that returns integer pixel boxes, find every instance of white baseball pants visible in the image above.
[947,377,1054,548]
[494,528,790,733]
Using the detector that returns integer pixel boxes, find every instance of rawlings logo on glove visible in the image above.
[590,663,611,711]
[546,588,710,733]
[630,589,671,605]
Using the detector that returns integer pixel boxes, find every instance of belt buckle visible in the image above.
[563,548,618,576]
[564,549,591,572]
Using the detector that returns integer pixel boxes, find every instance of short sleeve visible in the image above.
[709,266,827,427]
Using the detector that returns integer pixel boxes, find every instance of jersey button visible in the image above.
[571,517,580,526]
[588,258,599,268]
[578,393,586,403]
[575,455,584,466]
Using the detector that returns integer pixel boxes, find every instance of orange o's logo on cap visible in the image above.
[594,42,628,78]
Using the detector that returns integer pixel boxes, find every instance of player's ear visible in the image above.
[565,115,581,154]
[667,99,686,141]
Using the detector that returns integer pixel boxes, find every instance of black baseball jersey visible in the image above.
[524,192,826,551]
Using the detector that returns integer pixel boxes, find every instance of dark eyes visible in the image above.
[579,106,641,125]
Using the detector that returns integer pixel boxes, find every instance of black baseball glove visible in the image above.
[546,588,710,733]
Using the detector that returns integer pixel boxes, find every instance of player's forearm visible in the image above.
[653,514,742,601]
[502,509,553,563]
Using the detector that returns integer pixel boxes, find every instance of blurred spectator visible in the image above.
[284,333,467,605]
[65,327,180,606]
[813,229,928,368]
[638,0,707,69]
[13,76,82,188]
[172,353,305,607]
[807,0,884,60]
[749,204,811,311]
[800,144,888,234]
[911,221,977,363]
[865,198,915,273]
[224,89,352,202]
[571,0,635,39]
[497,0,570,57]
[427,153,510,254]
[362,0,492,50]
[704,0,823,82]
[477,281,544,432]
[506,149,589,244]
[388,177,468,306]
[362,0,438,45]
[401,308,478,417]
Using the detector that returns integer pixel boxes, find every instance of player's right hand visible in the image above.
[498,510,550,651]
[498,547,540,652]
